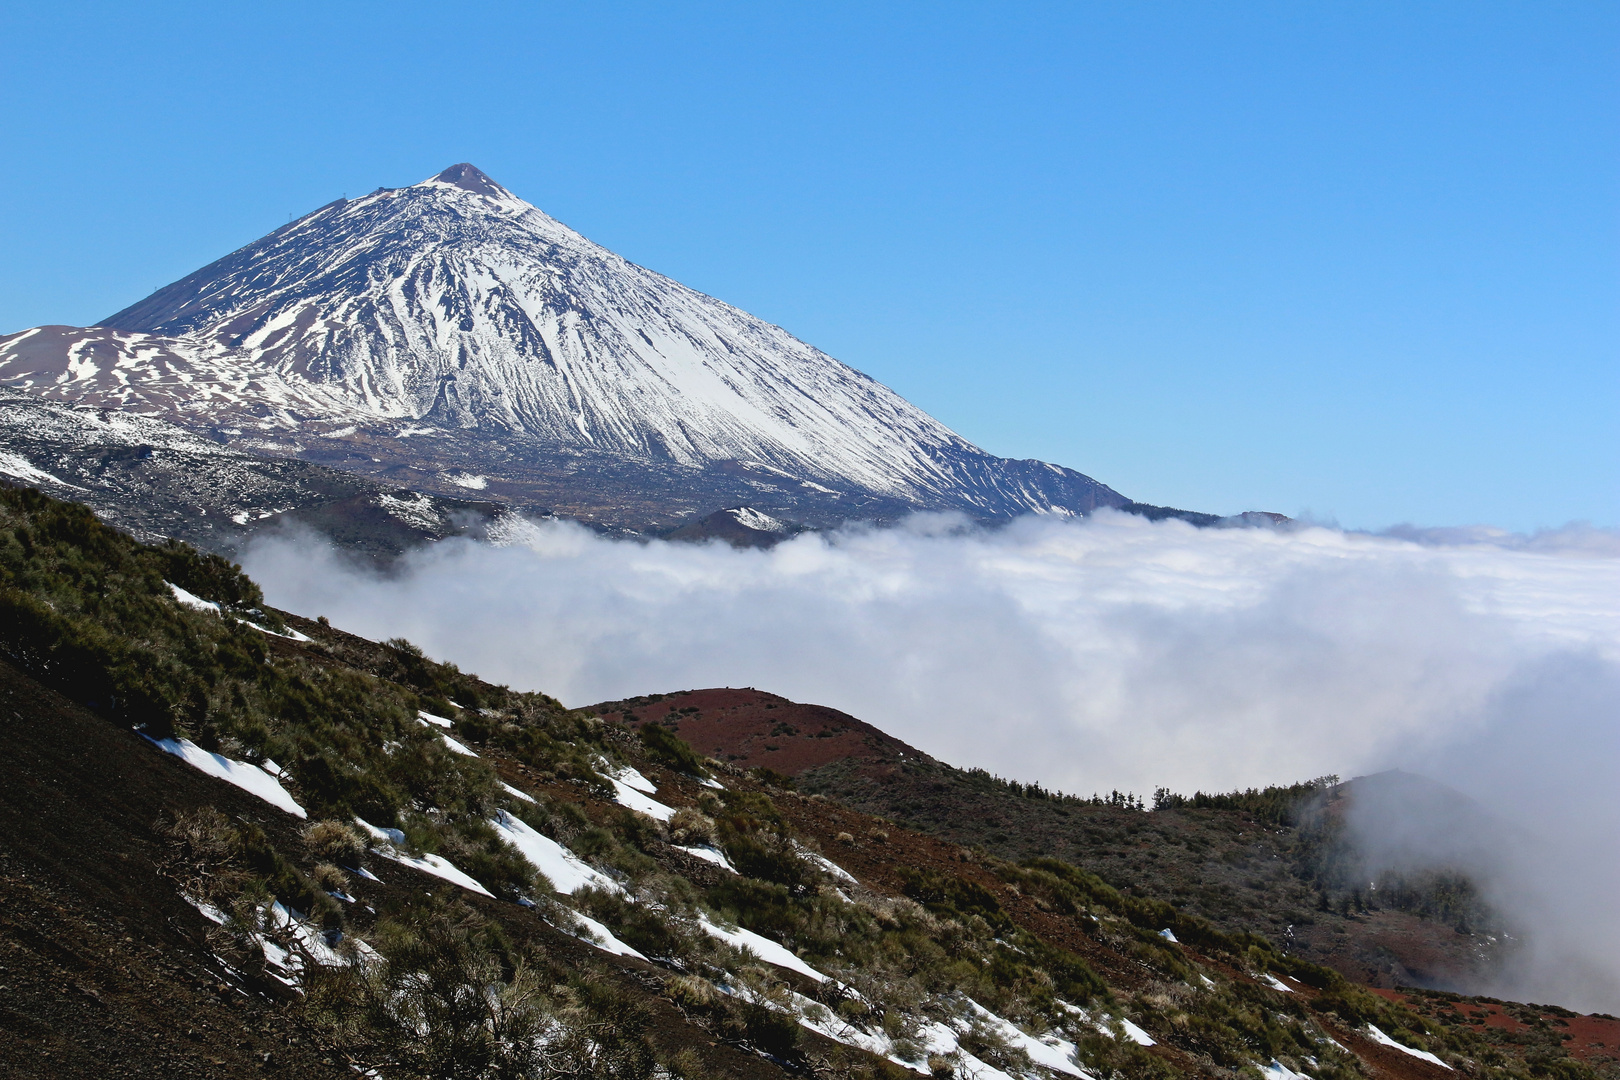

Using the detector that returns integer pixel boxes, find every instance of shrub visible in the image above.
[749,766,796,790]
[669,807,718,846]
[303,820,367,866]
[638,722,709,777]
[310,863,348,893]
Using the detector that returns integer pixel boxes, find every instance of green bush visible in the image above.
[638,722,709,777]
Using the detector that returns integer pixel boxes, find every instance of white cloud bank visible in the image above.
[243,511,1618,797]
[243,510,1620,1009]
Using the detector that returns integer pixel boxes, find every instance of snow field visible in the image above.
[697,913,830,983]
[726,981,1099,1080]
[414,713,478,755]
[145,735,307,818]
[1057,1000,1155,1047]
[0,449,80,489]
[1365,1024,1452,1070]
[354,817,494,897]
[550,910,646,960]
[489,810,622,896]
[186,896,378,991]
[600,761,678,821]
[166,581,221,614]
[959,997,1091,1077]
[675,844,737,872]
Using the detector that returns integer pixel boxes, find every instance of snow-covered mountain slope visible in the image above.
[0,389,503,557]
[0,164,1128,528]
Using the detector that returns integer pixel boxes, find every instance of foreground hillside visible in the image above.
[1,484,1614,1080]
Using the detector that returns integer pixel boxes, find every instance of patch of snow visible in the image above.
[699,775,726,790]
[1261,1061,1311,1080]
[551,909,646,960]
[727,507,787,533]
[166,581,221,614]
[1119,1018,1156,1047]
[714,979,930,1074]
[0,450,81,489]
[146,736,307,818]
[188,897,229,924]
[375,491,441,531]
[1199,974,1217,990]
[249,621,313,642]
[1058,1001,1153,1048]
[789,988,910,1063]
[676,845,737,872]
[354,817,493,897]
[490,810,621,895]
[698,913,828,983]
[1365,1025,1452,1070]
[801,847,856,883]
[356,819,406,845]
[1262,974,1294,993]
[415,714,477,755]
[1158,928,1179,943]
[185,897,378,987]
[440,733,478,757]
[501,781,536,803]
[605,762,658,793]
[962,997,1091,1076]
[259,758,283,777]
[909,1011,1092,1080]
[445,472,488,489]
[417,710,453,728]
[265,900,371,968]
[609,777,676,821]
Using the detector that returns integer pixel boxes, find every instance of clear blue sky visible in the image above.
[1,2,1614,530]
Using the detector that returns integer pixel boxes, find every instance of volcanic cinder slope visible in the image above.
[0,164,1136,533]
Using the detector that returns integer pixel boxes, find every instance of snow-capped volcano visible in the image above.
[0,164,1128,528]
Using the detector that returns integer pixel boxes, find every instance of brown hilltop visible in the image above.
[587,686,925,778]
[593,686,1534,1007]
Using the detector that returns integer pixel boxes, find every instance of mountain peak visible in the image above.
[427,163,508,197]
[15,163,1132,530]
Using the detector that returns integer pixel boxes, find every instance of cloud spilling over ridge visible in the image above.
[242,510,1620,1009]
[1345,652,1620,1011]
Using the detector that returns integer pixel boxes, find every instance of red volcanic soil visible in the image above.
[588,687,924,777]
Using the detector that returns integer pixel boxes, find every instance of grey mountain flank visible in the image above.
[0,164,1226,544]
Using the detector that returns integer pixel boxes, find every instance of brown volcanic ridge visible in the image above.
[590,687,924,777]
[590,687,1605,1026]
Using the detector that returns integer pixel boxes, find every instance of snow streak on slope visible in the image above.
[0,165,1124,520]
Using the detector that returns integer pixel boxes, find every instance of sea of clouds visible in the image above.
[243,510,1620,1009]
